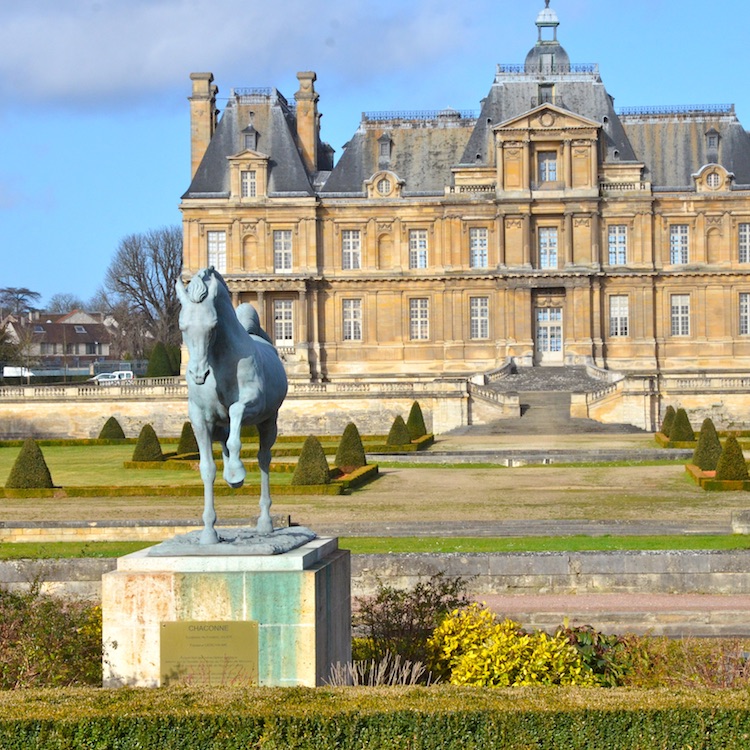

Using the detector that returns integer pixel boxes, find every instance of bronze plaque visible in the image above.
[160,621,259,686]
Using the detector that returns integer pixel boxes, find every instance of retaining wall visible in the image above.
[3,549,749,603]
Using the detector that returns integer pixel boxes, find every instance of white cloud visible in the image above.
[0,0,501,112]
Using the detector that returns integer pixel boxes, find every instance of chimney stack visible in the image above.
[189,73,218,179]
[294,71,319,173]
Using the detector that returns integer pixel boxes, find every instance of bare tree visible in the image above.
[47,293,86,314]
[0,287,41,317]
[103,226,183,348]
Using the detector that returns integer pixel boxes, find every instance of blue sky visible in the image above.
[2,0,749,307]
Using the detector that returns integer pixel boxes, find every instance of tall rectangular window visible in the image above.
[740,223,750,263]
[470,297,489,340]
[669,225,689,264]
[273,230,293,272]
[741,293,750,336]
[469,228,488,268]
[409,229,428,269]
[273,299,294,345]
[241,170,257,198]
[409,298,429,340]
[207,230,226,273]
[670,294,690,336]
[538,227,558,269]
[341,230,361,270]
[538,151,557,182]
[342,299,362,341]
[609,295,629,337]
[608,225,628,265]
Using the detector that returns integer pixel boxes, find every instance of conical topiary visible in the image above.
[335,422,367,473]
[386,415,412,446]
[660,405,676,437]
[132,424,163,462]
[146,342,173,378]
[98,416,126,440]
[714,435,749,481]
[177,421,199,455]
[291,436,330,485]
[670,408,695,442]
[692,418,722,471]
[406,401,427,441]
[5,438,54,489]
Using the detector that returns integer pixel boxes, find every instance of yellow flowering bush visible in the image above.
[428,603,597,687]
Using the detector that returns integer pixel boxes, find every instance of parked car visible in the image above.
[90,371,134,385]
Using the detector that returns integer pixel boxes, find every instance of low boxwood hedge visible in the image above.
[0,686,748,750]
[3,483,344,498]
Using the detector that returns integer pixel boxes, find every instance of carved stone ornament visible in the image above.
[539,112,556,128]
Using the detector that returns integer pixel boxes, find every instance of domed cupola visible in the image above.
[524,0,570,74]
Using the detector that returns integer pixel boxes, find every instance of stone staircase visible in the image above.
[469,366,642,434]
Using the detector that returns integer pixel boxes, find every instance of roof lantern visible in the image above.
[536,0,559,42]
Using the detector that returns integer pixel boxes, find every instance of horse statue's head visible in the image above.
[176,267,228,385]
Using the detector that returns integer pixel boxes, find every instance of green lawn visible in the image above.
[1,535,749,559]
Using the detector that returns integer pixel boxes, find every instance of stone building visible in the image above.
[180,2,750,430]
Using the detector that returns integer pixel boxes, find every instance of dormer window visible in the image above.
[706,129,719,152]
[74,325,87,334]
[33,325,44,333]
[539,84,554,105]
[242,121,258,151]
[378,133,392,160]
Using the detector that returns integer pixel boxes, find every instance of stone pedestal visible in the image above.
[102,537,350,687]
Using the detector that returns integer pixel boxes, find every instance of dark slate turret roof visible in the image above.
[183,92,315,199]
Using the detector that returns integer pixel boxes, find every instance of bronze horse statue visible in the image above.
[176,267,288,544]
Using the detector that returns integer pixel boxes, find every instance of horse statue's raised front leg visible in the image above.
[190,409,220,545]
[223,402,247,489]
[256,418,278,536]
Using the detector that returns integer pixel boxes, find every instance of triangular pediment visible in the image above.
[227,148,269,161]
[494,104,600,133]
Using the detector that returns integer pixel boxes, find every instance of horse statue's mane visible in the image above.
[185,266,231,304]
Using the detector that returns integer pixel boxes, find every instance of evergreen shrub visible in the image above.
[429,603,596,687]
[5,438,54,489]
[386,415,412,446]
[714,435,749,481]
[132,424,163,462]
[660,405,676,437]
[334,422,367,473]
[145,342,174,377]
[355,573,472,669]
[670,408,695,442]
[291,436,330,485]
[406,401,427,440]
[98,416,126,440]
[177,421,198,455]
[692,418,722,471]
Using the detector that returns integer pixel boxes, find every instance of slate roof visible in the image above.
[183,90,319,199]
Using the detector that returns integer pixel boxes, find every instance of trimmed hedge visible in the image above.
[177,421,199,456]
[132,424,163,463]
[335,422,367,472]
[292,436,331,485]
[715,435,750,481]
[5,438,54,489]
[98,417,126,440]
[692,418,722,471]
[0,686,748,750]
[406,401,427,440]
[4,483,344,498]
[670,408,695,442]
[660,405,676,438]
[386,415,411,446]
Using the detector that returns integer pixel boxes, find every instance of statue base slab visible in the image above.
[102,537,351,687]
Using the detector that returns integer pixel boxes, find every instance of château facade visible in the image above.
[180,2,750,430]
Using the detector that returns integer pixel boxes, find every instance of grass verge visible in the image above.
[1,535,749,559]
